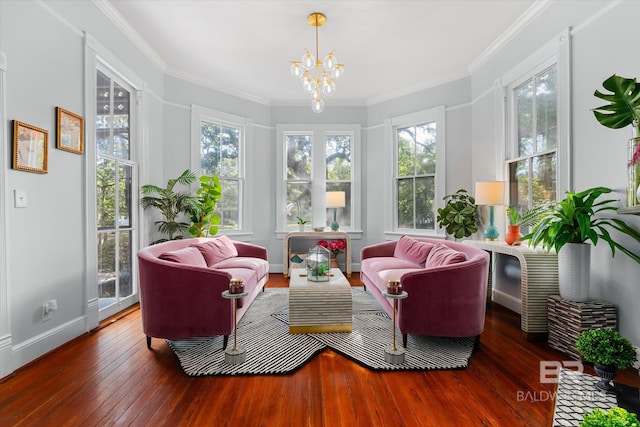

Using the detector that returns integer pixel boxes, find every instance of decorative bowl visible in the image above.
[313,227,325,232]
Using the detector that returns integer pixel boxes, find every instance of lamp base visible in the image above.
[330,221,339,231]
[483,225,500,241]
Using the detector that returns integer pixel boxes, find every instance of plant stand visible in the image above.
[382,290,408,364]
[222,290,248,365]
[547,295,617,360]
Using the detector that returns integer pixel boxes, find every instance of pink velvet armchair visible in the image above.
[137,237,269,349]
[360,237,489,347]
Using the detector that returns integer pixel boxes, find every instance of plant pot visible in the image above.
[558,243,591,302]
[298,224,305,232]
[504,225,523,246]
[594,363,617,394]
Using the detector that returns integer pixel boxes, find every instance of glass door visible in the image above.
[96,68,137,320]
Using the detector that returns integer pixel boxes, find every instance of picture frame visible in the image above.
[56,107,84,154]
[13,120,48,174]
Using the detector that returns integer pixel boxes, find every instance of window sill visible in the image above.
[619,206,640,215]
[383,231,447,240]
[275,230,363,240]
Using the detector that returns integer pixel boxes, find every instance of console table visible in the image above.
[283,231,351,278]
[463,240,558,340]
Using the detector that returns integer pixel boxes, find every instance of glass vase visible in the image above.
[627,137,640,207]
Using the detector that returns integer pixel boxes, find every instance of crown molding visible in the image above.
[467,0,555,74]
[91,0,167,72]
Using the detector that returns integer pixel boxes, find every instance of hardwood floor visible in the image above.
[1,273,637,426]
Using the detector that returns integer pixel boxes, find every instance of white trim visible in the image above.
[384,106,446,238]
[499,28,572,204]
[36,0,84,37]
[91,0,167,72]
[467,0,556,74]
[0,50,13,378]
[570,0,622,35]
[11,316,87,370]
[190,105,251,234]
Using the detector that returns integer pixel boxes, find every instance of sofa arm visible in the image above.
[138,257,235,339]
[233,241,268,260]
[361,240,397,260]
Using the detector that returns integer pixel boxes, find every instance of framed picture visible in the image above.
[56,107,84,154]
[13,120,48,174]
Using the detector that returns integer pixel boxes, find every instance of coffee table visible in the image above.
[289,268,352,334]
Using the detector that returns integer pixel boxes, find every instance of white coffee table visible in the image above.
[288,268,352,334]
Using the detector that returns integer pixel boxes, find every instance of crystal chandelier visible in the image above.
[290,12,344,113]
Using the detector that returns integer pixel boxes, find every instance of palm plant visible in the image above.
[140,169,198,243]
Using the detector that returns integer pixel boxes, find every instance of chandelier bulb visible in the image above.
[323,51,337,71]
[322,80,336,96]
[331,64,344,79]
[301,49,315,70]
[290,62,303,78]
[311,98,325,113]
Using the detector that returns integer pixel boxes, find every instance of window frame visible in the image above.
[190,105,251,238]
[275,124,361,239]
[499,28,571,207]
[384,106,446,237]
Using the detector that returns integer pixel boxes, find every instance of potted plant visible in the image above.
[140,169,198,244]
[576,328,638,394]
[436,189,479,240]
[593,74,640,206]
[581,407,639,427]
[504,205,546,245]
[521,186,640,301]
[188,173,222,237]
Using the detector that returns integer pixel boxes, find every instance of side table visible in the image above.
[382,290,408,364]
[547,295,617,360]
[222,290,249,365]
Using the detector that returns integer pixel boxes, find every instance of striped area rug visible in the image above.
[167,287,476,376]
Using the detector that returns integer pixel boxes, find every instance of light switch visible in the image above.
[14,189,28,208]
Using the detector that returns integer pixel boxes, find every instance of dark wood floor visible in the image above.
[1,273,637,426]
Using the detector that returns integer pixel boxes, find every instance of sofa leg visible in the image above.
[146,336,152,349]
[223,335,229,350]
[473,334,481,350]
[402,333,408,348]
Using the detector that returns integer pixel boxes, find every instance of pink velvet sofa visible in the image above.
[137,236,269,349]
[360,236,489,347]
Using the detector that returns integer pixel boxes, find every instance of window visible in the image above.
[385,106,445,235]
[502,29,570,212]
[276,125,361,234]
[191,106,247,233]
[507,65,558,211]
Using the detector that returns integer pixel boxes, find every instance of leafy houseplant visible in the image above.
[436,189,479,239]
[593,74,640,205]
[576,328,638,393]
[580,407,640,427]
[522,186,640,301]
[188,173,222,237]
[140,169,198,244]
[504,205,546,245]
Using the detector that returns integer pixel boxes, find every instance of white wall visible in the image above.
[470,0,640,345]
[1,0,639,377]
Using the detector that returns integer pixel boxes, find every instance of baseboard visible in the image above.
[11,316,87,371]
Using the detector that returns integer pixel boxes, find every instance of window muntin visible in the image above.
[200,120,243,230]
[508,64,558,210]
[395,122,437,230]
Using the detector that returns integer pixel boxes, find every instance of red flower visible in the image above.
[317,240,329,248]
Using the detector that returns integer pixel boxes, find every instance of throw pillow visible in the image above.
[425,243,468,267]
[159,246,207,267]
[193,236,239,266]
[393,235,434,265]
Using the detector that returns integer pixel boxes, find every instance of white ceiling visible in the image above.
[102,0,546,107]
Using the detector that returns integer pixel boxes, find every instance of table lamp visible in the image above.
[475,181,505,241]
[326,191,346,231]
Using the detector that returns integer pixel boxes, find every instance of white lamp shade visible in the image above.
[475,181,505,205]
[326,191,346,208]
